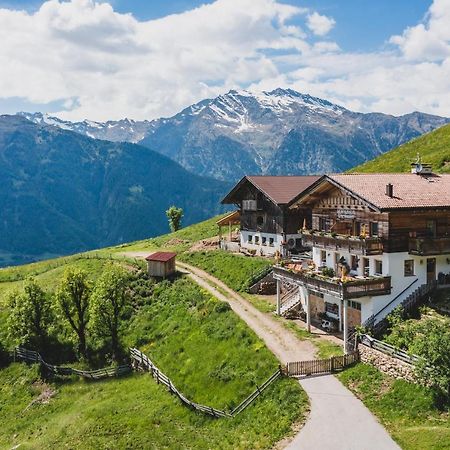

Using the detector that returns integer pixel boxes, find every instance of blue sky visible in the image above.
[0,0,448,120]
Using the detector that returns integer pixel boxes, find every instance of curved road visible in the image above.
[124,253,400,449]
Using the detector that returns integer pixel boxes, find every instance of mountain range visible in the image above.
[0,115,227,267]
[20,88,450,180]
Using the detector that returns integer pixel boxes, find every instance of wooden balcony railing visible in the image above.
[273,266,391,300]
[409,237,450,256]
[302,233,383,256]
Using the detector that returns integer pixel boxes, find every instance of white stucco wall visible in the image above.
[240,231,302,256]
[311,246,450,323]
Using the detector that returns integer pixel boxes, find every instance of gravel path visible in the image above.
[123,253,400,450]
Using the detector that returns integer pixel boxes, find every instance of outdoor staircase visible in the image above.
[363,280,437,337]
[280,285,302,316]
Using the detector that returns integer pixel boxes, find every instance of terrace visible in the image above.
[409,236,450,256]
[302,231,383,256]
[273,263,391,300]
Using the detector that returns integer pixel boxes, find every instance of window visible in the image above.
[370,222,379,237]
[426,220,437,237]
[363,258,370,277]
[404,259,415,277]
[319,217,330,232]
[256,216,264,226]
[269,237,274,246]
[242,199,257,211]
[375,260,383,275]
[320,250,327,266]
[262,236,267,246]
[254,236,259,244]
[349,301,361,311]
[325,302,339,315]
[248,235,253,243]
[351,255,359,271]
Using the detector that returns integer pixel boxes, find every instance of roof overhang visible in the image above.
[216,210,240,226]
[289,175,382,212]
[221,176,285,206]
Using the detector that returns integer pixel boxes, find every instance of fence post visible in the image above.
[330,356,335,372]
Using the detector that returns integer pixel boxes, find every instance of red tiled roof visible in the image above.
[145,252,177,262]
[222,175,320,205]
[328,173,450,210]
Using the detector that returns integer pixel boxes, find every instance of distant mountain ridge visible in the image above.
[0,115,228,267]
[20,88,450,180]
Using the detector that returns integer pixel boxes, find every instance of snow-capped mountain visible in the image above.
[20,88,450,180]
[18,112,153,143]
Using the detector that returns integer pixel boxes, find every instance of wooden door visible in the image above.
[427,258,436,283]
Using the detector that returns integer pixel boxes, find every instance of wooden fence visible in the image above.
[359,335,420,365]
[130,348,283,418]
[14,347,131,380]
[286,352,359,377]
[130,347,231,418]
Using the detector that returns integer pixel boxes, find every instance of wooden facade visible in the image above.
[238,182,308,236]
[221,175,319,255]
[294,183,450,256]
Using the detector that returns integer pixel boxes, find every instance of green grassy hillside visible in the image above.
[0,216,307,449]
[351,123,450,173]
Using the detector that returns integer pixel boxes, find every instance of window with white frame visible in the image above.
[248,235,253,243]
[254,236,259,244]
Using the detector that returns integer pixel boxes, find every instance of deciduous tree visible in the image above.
[90,264,130,362]
[55,268,91,359]
[166,206,183,232]
[7,279,53,352]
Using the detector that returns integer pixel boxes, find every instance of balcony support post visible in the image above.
[343,299,349,354]
[306,290,311,333]
[338,300,343,332]
[276,279,281,316]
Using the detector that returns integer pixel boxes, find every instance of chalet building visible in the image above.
[221,176,320,256]
[272,168,450,351]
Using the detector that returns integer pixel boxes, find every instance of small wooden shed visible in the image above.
[145,252,177,278]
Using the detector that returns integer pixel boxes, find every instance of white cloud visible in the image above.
[0,0,449,120]
[306,12,335,36]
[390,0,450,61]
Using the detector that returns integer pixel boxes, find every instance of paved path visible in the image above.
[124,253,400,450]
[287,375,400,450]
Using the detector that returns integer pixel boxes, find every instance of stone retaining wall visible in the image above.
[358,343,416,383]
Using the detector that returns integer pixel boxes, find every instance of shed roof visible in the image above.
[216,210,240,226]
[222,175,320,206]
[145,252,177,262]
[292,173,450,211]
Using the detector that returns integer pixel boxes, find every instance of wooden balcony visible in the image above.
[273,265,391,300]
[409,237,450,256]
[302,233,383,256]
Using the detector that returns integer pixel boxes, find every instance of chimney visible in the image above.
[386,183,393,198]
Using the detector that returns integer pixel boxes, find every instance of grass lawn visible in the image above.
[0,362,306,450]
[0,275,308,449]
[179,250,272,292]
[338,363,450,450]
